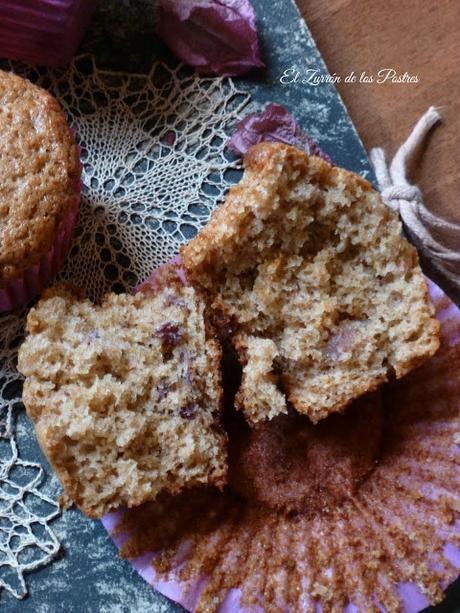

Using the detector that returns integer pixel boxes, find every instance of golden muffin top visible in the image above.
[0,70,80,284]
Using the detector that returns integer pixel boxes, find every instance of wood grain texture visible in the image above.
[297,0,460,296]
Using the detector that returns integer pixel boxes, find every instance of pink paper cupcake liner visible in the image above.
[0,187,80,313]
[0,0,97,66]
[102,275,460,613]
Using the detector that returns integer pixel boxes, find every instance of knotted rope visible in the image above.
[370,107,460,289]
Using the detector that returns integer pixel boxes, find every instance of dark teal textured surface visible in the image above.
[2,1,458,611]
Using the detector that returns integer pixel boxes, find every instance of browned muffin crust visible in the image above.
[182,143,440,424]
[0,70,80,285]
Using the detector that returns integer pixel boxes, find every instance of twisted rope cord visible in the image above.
[370,107,460,288]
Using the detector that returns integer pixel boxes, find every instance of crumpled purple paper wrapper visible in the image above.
[0,0,96,66]
[157,0,264,77]
[227,103,332,162]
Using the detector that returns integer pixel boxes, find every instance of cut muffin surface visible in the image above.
[17,276,226,518]
[182,143,440,423]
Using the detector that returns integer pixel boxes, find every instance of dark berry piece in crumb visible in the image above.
[156,380,170,400]
[164,294,191,312]
[180,403,197,420]
[155,322,183,345]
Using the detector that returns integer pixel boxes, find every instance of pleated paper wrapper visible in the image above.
[0,188,80,313]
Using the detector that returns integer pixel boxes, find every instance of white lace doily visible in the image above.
[0,55,250,598]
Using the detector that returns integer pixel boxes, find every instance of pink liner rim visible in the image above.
[0,185,81,314]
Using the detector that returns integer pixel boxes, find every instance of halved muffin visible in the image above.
[17,272,226,518]
[182,143,440,423]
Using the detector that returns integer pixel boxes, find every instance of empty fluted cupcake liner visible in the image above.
[0,0,96,66]
[102,277,460,613]
[0,189,80,313]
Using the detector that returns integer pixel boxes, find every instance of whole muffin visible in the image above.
[0,70,81,312]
